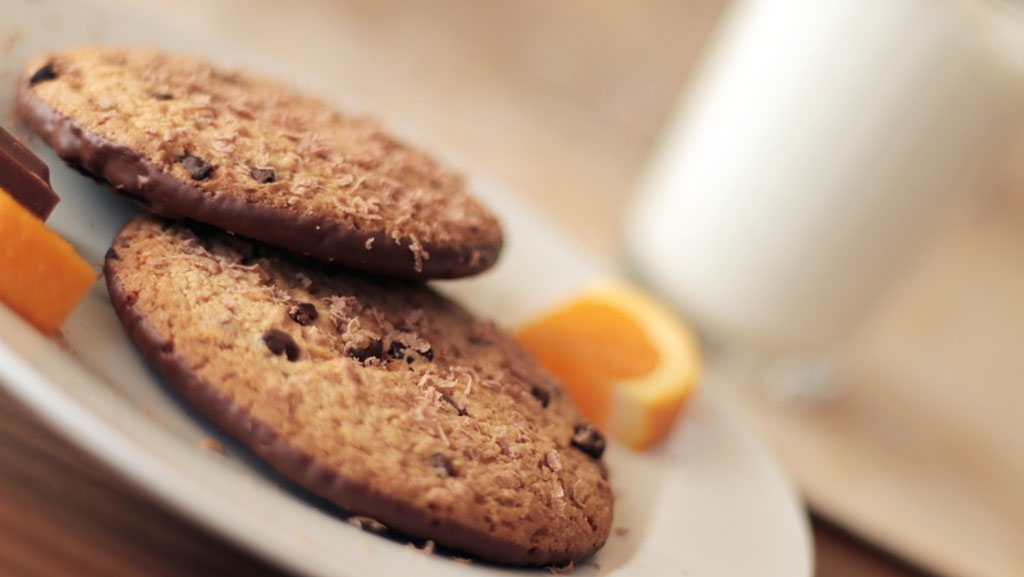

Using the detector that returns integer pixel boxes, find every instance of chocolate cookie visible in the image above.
[104,215,612,566]
[19,48,502,279]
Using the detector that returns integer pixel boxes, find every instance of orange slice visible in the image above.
[0,188,95,334]
[516,279,701,449]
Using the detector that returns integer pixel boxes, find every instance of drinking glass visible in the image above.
[626,0,1024,398]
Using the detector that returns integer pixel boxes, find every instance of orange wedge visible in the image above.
[0,189,95,334]
[516,279,701,449]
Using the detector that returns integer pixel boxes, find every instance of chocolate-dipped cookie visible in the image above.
[19,48,502,279]
[104,215,612,566]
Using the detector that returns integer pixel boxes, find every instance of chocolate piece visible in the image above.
[250,168,276,184]
[263,328,299,361]
[180,154,213,181]
[347,338,383,363]
[421,346,434,361]
[531,386,551,408]
[0,126,58,220]
[287,302,318,326]
[571,424,606,459]
[152,92,174,101]
[429,453,456,478]
[386,341,407,360]
[28,63,56,86]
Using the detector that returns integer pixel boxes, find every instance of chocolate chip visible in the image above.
[429,453,456,478]
[288,302,318,326]
[105,247,120,261]
[571,423,606,459]
[531,386,550,408]
[406,356,415,364]
[263,329,299,361]
[347,338,383,363]
[250,168,276,184]
[180,154,213,181]
[152,92,174,101]
[439,393,467,416]
[421,347,434,361]
[386,341,406,360]
[28,63,57,86]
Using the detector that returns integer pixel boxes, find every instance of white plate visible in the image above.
[0,1,812,575]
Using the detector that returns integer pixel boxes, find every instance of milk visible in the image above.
[627,0,1024,354]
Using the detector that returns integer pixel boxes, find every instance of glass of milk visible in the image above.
[626,0,1024,397]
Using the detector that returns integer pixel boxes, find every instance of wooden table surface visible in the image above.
[4,0,1015,575]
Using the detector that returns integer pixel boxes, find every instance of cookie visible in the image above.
[104,215,612,566]
[18,48,502,279]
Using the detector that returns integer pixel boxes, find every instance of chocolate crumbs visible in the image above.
[263,328,299,361]
[250,167,276,184]
[288,302,318,326]
[429,453,456,478]
[571,424,606,459]
[28,63,56,86]
[180,154,213,181]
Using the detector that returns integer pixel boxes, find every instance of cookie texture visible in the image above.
[19,48,502,279]
[104,215,612,565]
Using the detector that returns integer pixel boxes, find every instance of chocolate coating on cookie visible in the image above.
[104,216,611,565]
[20,48,502,279]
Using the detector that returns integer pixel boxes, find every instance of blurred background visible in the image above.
[6,0,1024,576]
